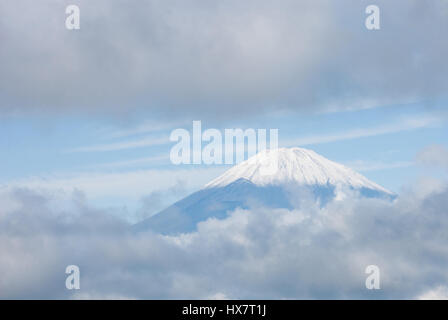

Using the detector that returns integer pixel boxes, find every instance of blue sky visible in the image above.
[1,99,446,220]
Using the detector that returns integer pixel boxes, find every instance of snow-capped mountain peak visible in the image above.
[205,147,392,194]
[136,147,394,234]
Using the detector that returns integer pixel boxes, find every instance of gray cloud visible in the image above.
[1,177,448,299]
[416,144,448,170]
[0,0,447,120]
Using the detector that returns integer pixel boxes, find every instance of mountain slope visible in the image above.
[135,147,394,234]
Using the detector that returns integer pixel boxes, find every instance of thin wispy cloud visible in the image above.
[93,155,169,169]
[283,116,441,147]
[100,120,187,140]
[317,98,420,115]
[66,135,168,153]
[344,160,414,172]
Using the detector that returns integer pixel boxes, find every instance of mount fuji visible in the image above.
[135,147,394,234]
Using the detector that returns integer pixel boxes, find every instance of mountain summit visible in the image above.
[135,147,393,234]
[205,147,391,192]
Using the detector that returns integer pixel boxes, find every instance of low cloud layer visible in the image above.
[1,0,447,119]
[1,176,448,299]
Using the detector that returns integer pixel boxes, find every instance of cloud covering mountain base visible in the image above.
[1,176,448,299]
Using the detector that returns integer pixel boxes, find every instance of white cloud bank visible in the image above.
[417,286,448,300]
[2,167,225,204]
[0,176,448,299]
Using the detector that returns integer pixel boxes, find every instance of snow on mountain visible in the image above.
[135,147,394,234]
[205,147,391,194]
